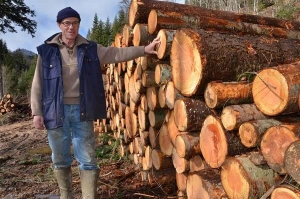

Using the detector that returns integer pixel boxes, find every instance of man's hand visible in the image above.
[33,115,45,130]
[144,36,161,55]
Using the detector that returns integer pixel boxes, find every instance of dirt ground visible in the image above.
[0,111,177,199]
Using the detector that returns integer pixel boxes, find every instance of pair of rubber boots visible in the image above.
[54,167,99,199]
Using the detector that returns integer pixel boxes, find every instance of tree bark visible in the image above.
[171,28,300,96]
[252,62,300,116]
[204,81,253,109]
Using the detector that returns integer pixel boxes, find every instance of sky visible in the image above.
[1,0,185,54]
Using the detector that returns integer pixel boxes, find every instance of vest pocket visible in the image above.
[42,98,56,123]
[42,57,61,79]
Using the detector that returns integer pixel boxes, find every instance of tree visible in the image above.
[0,39,8,98]
[0,0,37,37]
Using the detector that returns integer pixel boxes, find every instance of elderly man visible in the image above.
[31,7,160,199]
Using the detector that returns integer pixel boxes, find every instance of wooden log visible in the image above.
[149,126,159,149]
[249,151,267,166]
[172,147,189,174]
[221,156,281,199]
[146,87,160,111]
[187,169,227,199]
[114,33,122,48]
[252,62,300,116]
[148,109,168,129]
[156,29,176,60]
[133,23,156,46]
[140,94,148,113]
[122,24,134,47]
[204,81,253,109]
[155,63,172,86]
[175,133,201,159]
[221,104,267,131]
[271,184,300,199]
[142,70,158,88]
[284,140,300,184]
[144,145,152,169]
[158,84,168,109]
[134,64,146,94]
[125,106,139,137]
[165,81,183,109]
[129,0,300,31]
[200,115,251,168]
[147,8,300,40]
[189,155,209,172]
[174,98,212,132]
[138,106,150,131]
[171,28,300,96]
[147,168,176,187]
[261,125,299,174]
[176,172,188,192]
[239,119,282,148]
[159,123,173,156]
[167,110,181,145]
[140,55,169,71]
[152,149,174,170]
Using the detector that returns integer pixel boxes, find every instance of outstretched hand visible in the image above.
[144,36,161,55]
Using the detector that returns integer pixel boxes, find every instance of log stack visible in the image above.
[93,0,300,198]
[0,94,17,115]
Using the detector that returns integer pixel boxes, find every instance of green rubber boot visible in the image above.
[80,169,100,199]
[53,167,72,199]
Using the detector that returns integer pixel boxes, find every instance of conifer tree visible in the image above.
[0,0,37,37]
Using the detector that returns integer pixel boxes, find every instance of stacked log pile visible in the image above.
[93,0,300,198]
[0,94,17,115]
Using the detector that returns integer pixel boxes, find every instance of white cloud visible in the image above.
[1,0,185,53]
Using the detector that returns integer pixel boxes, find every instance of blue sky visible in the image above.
[1,0,185,53]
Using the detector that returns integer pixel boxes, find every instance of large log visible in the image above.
[252,62,300,116]
[152,149,174,170]
[204,81,253,109]
[170,28,300,96]
[129,0,300,30]
[220,104,267,131]
[271,184,300,199]
[221,156,281,199]
[158,123,173,156]
[156,29,176,60]
[175,133,201,159]
[148,8,300,40]
[200,115,251,168]
[284,140,300,184]
[174,98,212,132]
[261,125,300,174]
[186,169,227,199]
[238,119,282,148]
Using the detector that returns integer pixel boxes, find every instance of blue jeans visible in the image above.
[47,104,98,170]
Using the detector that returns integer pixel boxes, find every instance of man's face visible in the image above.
[58,17,80,40]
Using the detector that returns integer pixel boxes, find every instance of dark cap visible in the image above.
[56,7,81,22]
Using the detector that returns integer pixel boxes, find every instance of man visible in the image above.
[30,7,160,199]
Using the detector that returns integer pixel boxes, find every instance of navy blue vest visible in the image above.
[37,35,106,129]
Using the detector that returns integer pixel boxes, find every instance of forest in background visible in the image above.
[0,0,300,104]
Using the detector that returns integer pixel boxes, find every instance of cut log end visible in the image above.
[261,125,298,174]
[204,84,218,109]
[156,29,167,59]
[252,68,288,116]
[148,9,157,34]
[200,115,227,168]
[171,29,202,96]
[221,158,250,199]
[128,0,138,28]
[221,106,237,131]
[174,99,188,132]
[238,122,257,148]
